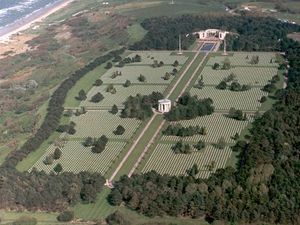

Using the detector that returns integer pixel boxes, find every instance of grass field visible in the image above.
[30,140,127,175]
[126,51,188,65]
[142,144,232,179]
[69,111,142,139]
[199,66,278,86]
[206,52,278,67]
[161,114,252,144]
[80,84,167,108]
[190,87,267,111]
[101,65,179,84]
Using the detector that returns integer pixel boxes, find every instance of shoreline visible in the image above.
[0,0,74,42]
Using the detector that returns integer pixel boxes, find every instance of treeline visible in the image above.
[3,47,125,168]
[0,170,105,210]
[130,15,299,51]
[165,93,214,121]
[109,18,300,224]
[0,48,124,211]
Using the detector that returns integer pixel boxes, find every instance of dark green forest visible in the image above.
[109,16,300,224]
[130,15,299,51]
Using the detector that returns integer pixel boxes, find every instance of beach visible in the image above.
[0,0,74,42]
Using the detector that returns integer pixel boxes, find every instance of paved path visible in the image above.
[108,51,202,182]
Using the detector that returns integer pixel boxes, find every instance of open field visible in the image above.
[30,141,127,175]
[161,114,252,144]
[199,66,278,86]
[69,111,142,139]
[142,143,231,179]
[190,87,267,111]
[81,84,167,108]
[101,65,179,84]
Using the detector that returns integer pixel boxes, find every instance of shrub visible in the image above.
[94,79,103,86]
[91,92,104,103]
[111,104,118,114]
[194,140,205,151]
[105,62,113,69]
[212,62,220,70]
[53,148,62,160]
[216,81,227,90]
[43,155,54,165]
[173,60,179,67]
[260,96,267,103]
[215,137,226,149]
[113,125,125,135]
[53,163,63,174]
[83,137,94,147]
[76,89,87,101]
[124,80,131,87]
[57,211,74,222]
[138,74,146,82]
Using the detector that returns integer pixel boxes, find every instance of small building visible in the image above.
[194,29,228,41]
[158,99,171,113]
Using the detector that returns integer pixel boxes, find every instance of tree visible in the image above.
[172,68,178,75]
[212,63,220,70]
[94,79,103,86]
[250,55,259,64]
[222,58,231,70]
[260,96,267,103]
[216,81,227,90]
[133,54,142,62]
[105,62,113,69]
[228,107,244,120]
[91,92,104,103]
[186,164,199,177]
[83,137,94,147]
[163,72,171,80]
[138,74,146,82]
[76,89,87,101]
[53,163,63,174]
[159,61,164,67]
[117,61,125,67]
[106,211,130,225]
[194,140,205,151]
[172,140,192,154]
[195,75,204,89]
[215,137,226,149]
[113,125,125,135]
[123,79,131,87]
[173,60,179,67]
[53,148,62,160]
[57,211,74,222]
[106,84,116,94]
[111,104,118,114]
[43,155,54,165]
[92,135,108,153]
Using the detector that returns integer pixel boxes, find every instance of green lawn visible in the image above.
[126,23,148,44]
[64,64,107,107]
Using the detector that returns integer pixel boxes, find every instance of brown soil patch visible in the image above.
[55,24,72,41]
[0,67,33,86]
[0,34,37,59]
[288,32,300,42]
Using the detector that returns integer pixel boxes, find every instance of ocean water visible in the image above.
[0,0,62,29]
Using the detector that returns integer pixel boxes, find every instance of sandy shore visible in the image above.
[0,0,74,42]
